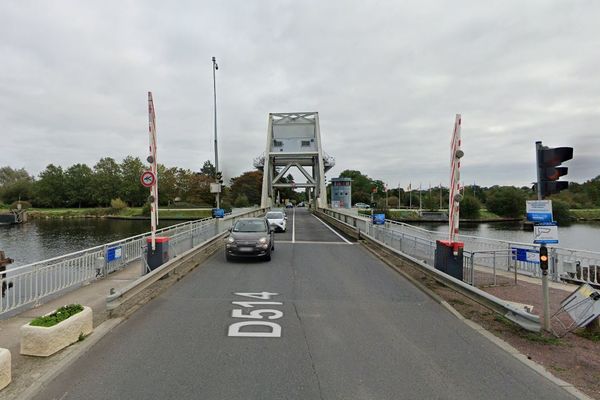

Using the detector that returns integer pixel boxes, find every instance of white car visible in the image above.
[266,211,287,232]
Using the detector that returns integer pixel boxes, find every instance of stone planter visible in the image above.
[20,306,93,357]
[0,348,10,390]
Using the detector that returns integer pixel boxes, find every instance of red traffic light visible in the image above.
[536,143,573,197]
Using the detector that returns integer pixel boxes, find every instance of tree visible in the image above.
[34,164,66,207]
[0,179,34,204]
[0,166,31,186]
[120,156,147,206]
[234,194,250,207]
[460,195,481,219]
[485,186,526,218]
[64,164,93,208]
[230,171,263,206]
[91,158,121,207]
[200,160,216,178]
[158,165,179,206]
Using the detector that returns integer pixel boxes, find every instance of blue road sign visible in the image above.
[372,213,385,225]
[512,247,539,264]
[106,246,122,262]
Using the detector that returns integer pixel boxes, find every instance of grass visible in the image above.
[30,304,84,327]
[493,315,563,345]
[571,209,600,220]
[478,209,502,219]
[575,329,600,342]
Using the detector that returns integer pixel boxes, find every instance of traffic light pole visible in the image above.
[212,56,220,210]
[536,141,550,331]
[535,141,543,200]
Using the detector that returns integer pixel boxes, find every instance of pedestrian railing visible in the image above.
[0,208,266,318]
[321,208,600,287]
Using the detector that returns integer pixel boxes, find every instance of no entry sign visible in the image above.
[140,170,156,187]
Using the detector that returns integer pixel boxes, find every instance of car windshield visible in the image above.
[266,212,284,219]
[233,220,267,232]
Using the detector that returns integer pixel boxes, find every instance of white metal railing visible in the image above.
[321,208,600,287]
[0,208,266,318]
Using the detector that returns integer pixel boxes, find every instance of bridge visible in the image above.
[0,112,591,400]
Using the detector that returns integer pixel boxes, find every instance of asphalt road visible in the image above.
[35,208,575,400]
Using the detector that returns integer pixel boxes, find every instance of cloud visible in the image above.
[1,0,598,188]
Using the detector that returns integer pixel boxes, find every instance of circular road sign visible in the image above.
[140,171,156,187]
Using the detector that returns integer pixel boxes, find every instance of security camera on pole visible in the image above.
[433,114,465,280]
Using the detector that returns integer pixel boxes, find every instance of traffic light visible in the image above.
[216,171,223,184]
[536,142,573,197]
[539,245,549,275]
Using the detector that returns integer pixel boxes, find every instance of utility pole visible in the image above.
[212,56,220,209]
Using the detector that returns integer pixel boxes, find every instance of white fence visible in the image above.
[0,209,265,318]
[322,208,600,287]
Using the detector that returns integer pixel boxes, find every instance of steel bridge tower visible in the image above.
[254,112,335,208]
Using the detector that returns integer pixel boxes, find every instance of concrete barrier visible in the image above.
[20,306,93,357]
[0,348,10,390]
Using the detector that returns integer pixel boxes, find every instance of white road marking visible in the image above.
[292,207,296,243]
[275,240,352,245]
[311,215,353,244]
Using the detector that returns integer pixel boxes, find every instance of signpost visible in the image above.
[140,171,156,188]
[526,200,553,223]
[533,222,559,244]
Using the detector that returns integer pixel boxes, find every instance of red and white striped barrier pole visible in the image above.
[448,114,463,245]
[147,92,159,251]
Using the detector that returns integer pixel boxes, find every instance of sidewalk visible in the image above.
[0,261,141,391]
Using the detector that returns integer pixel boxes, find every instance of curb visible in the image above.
[360,241,593,400]
[17,317,124,400]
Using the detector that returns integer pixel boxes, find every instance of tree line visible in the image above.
[0,159,273,209]
[337,169,600,220]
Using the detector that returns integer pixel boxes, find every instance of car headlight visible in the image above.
[258,237,268,244]
[227,236,235,244]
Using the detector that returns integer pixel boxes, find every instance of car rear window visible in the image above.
[233,220,268,232]
[266,212,284,219]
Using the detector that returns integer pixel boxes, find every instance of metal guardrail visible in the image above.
[0,208,266,318]
[323,208,600,286]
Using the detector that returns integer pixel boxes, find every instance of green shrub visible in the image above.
[234,194,250,207]
[110,198,128,210]
[141,203,151,216]
[485,187,526,218]
[30,304,84,327]
[552,199,574,225]
[460,196,481,219]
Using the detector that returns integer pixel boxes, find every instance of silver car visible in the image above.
[225,218,274,261]
[266,211,287,232]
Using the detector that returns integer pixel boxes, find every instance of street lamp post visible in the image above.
[212,56,220,209]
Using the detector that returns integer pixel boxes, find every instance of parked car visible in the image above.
[285,203,293,208]
[266,211,287,232]
[225,218,274,261]
[297,202,305,207]
[354,203,371,209]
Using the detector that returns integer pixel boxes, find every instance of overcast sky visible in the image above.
[1,0,599,189]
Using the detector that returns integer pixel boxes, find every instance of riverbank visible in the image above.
[6,207,212,220]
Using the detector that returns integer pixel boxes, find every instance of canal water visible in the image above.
[0,218,180,267]
[418,221,600,253]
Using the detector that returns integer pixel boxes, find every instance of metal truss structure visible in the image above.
[255,112,334,208]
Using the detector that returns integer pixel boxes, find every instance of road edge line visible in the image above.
[311,214,352,244]
[359,241,593,400]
